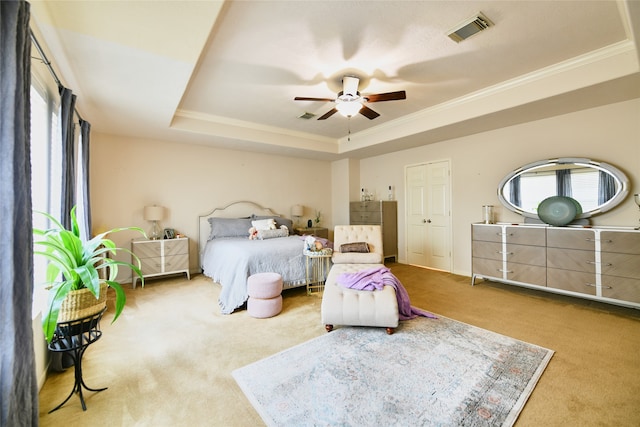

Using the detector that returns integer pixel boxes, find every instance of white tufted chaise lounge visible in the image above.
[321,225,399,334]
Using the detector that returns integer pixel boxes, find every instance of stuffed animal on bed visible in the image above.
[248,227,258,240]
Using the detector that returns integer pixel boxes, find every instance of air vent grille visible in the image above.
[447,12,493,43]
[298,112,316,120]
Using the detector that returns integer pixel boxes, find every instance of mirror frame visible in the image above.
[497,157,630,219]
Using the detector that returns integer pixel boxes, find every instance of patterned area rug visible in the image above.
[233,315,554,426]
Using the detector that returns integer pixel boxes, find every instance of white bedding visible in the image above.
[201,235,306,314]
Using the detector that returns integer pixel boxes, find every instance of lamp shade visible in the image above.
[143,206,164,221]
[291,205,304,217]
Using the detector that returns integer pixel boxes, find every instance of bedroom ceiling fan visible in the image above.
[294,76,406,120]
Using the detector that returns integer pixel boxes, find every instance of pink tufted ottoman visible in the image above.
[247,272,283,318]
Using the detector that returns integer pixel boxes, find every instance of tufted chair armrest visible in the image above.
[332,225,383,264]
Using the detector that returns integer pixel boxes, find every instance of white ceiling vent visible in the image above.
[447,12,493,43]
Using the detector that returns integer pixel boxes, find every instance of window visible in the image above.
[30,76,60,312]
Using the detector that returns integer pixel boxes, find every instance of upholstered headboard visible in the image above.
[332,225,383,264]
[198,201,282,267]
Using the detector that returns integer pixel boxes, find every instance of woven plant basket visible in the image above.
[57,282,108,323]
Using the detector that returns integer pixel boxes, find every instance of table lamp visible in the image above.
[144,205,164,240]
[291,204,304,228]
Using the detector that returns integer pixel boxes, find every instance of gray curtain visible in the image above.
[598,171,616,204]
[509,175,521,206]
[0,1,39,425]
[79,119,92,239]
[556,169,572,197]
[59,86,76,228]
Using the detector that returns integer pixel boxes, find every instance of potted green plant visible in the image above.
[33,206,145,342]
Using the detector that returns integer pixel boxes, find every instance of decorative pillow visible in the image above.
[208,217,252,240]
[252,215,293,231]
[340,242,370,253]
[257,227,289,240]
[252,218,277,231]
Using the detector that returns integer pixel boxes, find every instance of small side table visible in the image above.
[47,309,107,413]
[304,250,332,296]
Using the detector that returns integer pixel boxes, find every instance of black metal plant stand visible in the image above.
[47,308,107,413]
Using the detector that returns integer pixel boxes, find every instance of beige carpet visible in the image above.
[38,263,640,426]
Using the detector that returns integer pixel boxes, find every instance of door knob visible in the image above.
[423,219,431,223]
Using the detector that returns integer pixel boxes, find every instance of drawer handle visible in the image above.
[584,283,612,289]
[496,232,513,236]
[497,268,513,273]
[585,261,613,266]
[497,251,513,255]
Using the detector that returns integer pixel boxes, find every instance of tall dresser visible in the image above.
[471,223,640,309]
[350,201,398,261]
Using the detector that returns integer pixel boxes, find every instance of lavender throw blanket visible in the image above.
[337,267,437,320]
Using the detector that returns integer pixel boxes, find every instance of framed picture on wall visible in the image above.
[163,228,175,239]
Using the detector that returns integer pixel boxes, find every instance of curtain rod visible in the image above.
[30,28,84,122]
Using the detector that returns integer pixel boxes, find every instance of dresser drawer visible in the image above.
[350,201,382,212]
[472,257,503,278]
[601,275,640,303]
[140,257,162,275]
[350,211,382,224]
[164,254,189,272]
[547,268,597,296]
[164,238,188,256]
[472,224,502,243]
[546,247,595,273]
[507,244,546,267]
[506,226,546,246]
[547,228,595,250]
[601,252,640,279]
[133,241,162,258]
[472,241,502,261]
[507,263,546,286]
[600,231,640,255]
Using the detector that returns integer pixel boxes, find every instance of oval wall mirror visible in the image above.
[497,157,629,219]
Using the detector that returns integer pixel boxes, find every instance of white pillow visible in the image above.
[251,218,276,231]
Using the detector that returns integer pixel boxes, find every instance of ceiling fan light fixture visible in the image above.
[336,100,362,117]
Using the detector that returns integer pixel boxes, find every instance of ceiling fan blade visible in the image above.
[317,108,338,120]
[364,91,406,102]
[359,105,380,120]
[294,96,335,102]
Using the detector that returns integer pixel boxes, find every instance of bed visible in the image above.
[198,201,307,314]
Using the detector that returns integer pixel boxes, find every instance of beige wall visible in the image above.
[91,98,639,281]
[91,136,332,281]
[359,98,640,276]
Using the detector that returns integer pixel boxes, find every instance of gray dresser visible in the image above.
[472,223,640,309]
[350,201,398,261]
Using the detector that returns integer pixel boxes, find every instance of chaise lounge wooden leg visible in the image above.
[325,324,333,332]
[386,327,394,335]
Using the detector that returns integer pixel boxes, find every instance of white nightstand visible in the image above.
[131,237,190,288]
